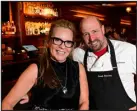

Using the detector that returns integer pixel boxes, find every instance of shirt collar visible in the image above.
[88,45,111,58]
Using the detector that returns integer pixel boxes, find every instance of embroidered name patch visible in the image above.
[98,74,112,78]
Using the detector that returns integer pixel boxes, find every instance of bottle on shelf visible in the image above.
[40,23,46,35]
[33,24,40,35]
[11,21,16,34]
[2,23,6,35]
[29,22,33,35]
[5,21,11,34]
[25,22,30,35]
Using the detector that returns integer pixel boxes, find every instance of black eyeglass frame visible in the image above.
[50,37,75,48]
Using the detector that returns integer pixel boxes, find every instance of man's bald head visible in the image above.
[80,16,102,30]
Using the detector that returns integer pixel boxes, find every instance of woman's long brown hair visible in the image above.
[38,19,76,88]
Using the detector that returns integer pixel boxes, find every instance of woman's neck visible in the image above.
[50,57,66,63]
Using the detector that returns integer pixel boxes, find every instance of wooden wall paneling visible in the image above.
[17,2,26,46]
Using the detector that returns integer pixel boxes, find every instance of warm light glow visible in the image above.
[74,14,105,21]
[121,19,131,23]
[122,2,136,6]
[126,7,132,13]
[102,4,115,6]
[120,22,131,25]
[25,21,51,35]
[70,9,105,18]
[120,19,131,25]
[43,8,58,17]
[23,2,58,17]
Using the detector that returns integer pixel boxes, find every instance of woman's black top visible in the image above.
[30,58,80,110]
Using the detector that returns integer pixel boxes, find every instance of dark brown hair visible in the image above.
[38,19,76,88]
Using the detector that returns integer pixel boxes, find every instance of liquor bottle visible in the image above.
[25,22,29,35]
[33,24,39,35]
[2,23,6,34]
[29,22,33,35]
[5,21,11,35]
[11,21,16,34]
[39,23,45,35]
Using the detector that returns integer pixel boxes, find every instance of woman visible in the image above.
[2,19,89,110]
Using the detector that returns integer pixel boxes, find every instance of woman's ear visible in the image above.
[46,42,49,48]
[69,42,76,57]
[44,40,50,48]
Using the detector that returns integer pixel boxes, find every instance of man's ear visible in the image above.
[101,25,105,35]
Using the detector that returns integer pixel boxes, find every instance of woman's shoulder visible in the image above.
[28,63,38,70]
[23,63,39,79]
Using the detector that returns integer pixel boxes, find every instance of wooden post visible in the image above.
[9,1,12,22]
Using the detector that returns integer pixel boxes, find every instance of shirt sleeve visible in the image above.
[130,45,136,74]
[72,48,85,64]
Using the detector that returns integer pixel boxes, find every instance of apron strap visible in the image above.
[84,48,89,71]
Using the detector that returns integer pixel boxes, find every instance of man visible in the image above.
[72,16,136,110]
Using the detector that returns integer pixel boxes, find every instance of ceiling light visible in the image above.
[126,7,132,13]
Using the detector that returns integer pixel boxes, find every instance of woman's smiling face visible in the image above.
[49,27,74,63]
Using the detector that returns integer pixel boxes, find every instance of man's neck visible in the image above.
[94,46,108,57]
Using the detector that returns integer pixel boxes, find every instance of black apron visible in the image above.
[84,39,136,110]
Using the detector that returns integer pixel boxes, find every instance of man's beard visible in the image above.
[88,39,103,52]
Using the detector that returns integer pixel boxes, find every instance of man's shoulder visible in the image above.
[110,39,136,53]
[72,47,85,64]
[72,47,85,54]
[110,39,135,49]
